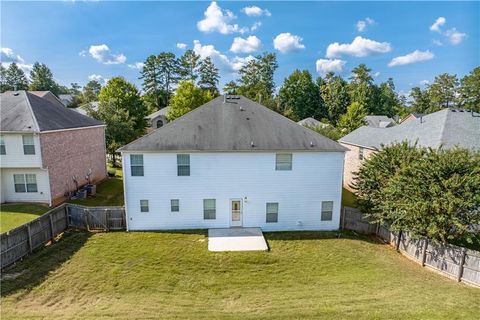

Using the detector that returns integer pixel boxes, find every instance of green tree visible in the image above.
[320,72,350,125]
[29,62,59,95]
[354,143,480,244]
[82,80,102,103]
[2,63,29,91]
[198,57,220,97]
[140,52,179,110]
[459,67,480,112]
[426,73,459,111]
[0,64,7,92]
[376,78,404,117]
[223,81,238,95]
[337,102,367,133]
[348,64,376,113]
[278,69,324,121]
[178,50,201,82]
[409,87,431,114]
[237,52,278,102]
[166,80,213,121]
[89,77,148,166]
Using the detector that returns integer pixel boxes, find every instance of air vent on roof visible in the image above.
[459,109,465,112]
[451,109,457,112]
[310,141,314,147]
[239,106,245,111]
[250,141,255,148]
[13,92,19,96]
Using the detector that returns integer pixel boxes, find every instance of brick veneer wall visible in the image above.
[40,126,107,205]
[340,142,377,190]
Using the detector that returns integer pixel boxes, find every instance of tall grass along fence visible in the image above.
[341,206,480,287]
[1,204,125,269]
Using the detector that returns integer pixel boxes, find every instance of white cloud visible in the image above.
[429,17,467,45]
[88,74,105,83]
[374,72,380,77]
[197,1,242,34]
[88,44,126,64]
[1,47,25,63]
[250,21,262,32]
[388,50,434,67]
[273,33,305,53]
[432,39,443,46]
[193,40,253,73]
[230,36,261,54]
[315,59,346,74]
[444,28,467,45]
[242,6,271,17]
[356,17,375,32]
[430,17,446,33]
[176,43,187,50]
[326,36,391,58]
[128,62,144,69]
[420,80,430,85]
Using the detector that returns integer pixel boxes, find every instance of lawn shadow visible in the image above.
[1,231,91,297]
[263,230,385,246]
[128,229,208,236]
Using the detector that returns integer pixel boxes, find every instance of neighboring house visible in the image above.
[364,115,396,128]
[339,108,480,189]
[297,117,332,129]
[118,95,346,231]
[147,107,170,132]
[401,113,425,123]
[58,94,74,107]
[73,101,99,116]
[0,91,108,205]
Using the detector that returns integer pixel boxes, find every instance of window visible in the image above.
[0,135,5,155]
[276,153,292,170]
[358,147,364,160]
[171,199,179,212]
[22,135,35,155]
[177,154,190,176]
[14,174,37,193]
[130,154,144,176]
[266,202,278,223]
[156,120,164,128]
[321,201,333,221]
[203,199,216,219]
[140,200,149,212]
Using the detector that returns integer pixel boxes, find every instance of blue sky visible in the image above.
[1,1,478,95]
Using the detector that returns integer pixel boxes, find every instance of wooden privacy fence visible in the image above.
[1,204,125,269]
[341,206,480,287]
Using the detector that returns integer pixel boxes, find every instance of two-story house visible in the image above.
[119,95,346,231]
[0,91,108,205]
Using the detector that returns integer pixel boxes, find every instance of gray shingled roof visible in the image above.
[340,108,480,150]
[119,95,347,152]
[297,117,332,129]
[364,115,395,128]
[1,91,103,132]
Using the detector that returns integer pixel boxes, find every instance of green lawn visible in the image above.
[0,203,50,233]
[1,231,478,319]
[342,187,358,208]
[68,167,124,207]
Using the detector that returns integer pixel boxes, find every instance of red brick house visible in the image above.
[0,91,107,205]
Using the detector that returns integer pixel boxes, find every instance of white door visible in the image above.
[230,199,243,227]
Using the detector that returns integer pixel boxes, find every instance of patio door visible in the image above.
[230,199,243,227]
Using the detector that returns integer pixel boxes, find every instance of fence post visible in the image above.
[396,230,403,252]
[26,224,33,253]
[341,207,346,230]
[49,213,55,240]
[457,248,467,282]
[65,205,70,228]
[421,238,428,267]
[84,209,90,232]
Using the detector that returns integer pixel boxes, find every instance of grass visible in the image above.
[1,231,479,319]
[342,187,358,208]
[68,166,124,207]
[0,203,50,233]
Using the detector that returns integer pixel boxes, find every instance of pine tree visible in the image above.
[348,64,375,113]
[458,67,480,112]
[426,73,459,111]
[198,57,219,97]
[237,52,278,102]
[320,72,350,125]
[178,50,201,82]
[29,62,59,95]
[3,63,29,91]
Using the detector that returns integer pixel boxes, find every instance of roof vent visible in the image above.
[459,109,465,112]
[250,141,255,148]
[451,109,457,112]
[310,141,314,147]
[13,92,20,96]
[239,106,245,111]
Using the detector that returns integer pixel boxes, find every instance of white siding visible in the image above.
[123,152,344,231]
[0,168,51,203]
[0,133,43,168]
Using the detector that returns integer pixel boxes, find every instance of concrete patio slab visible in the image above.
[208,228,268,252]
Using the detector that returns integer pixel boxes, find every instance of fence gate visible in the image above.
[67,205,125,231]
